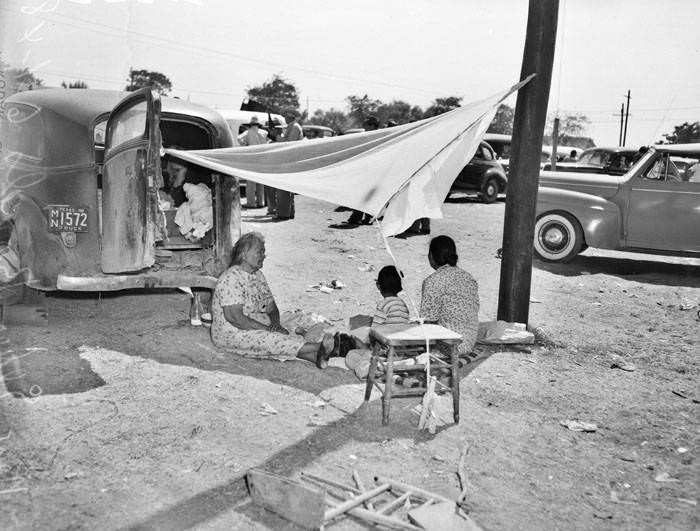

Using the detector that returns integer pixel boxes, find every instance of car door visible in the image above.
[101,88,161,273]
[626,153,700,252]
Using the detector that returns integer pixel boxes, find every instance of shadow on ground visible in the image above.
[535,254,700,288]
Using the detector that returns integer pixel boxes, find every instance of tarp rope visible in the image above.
[375,218,445,432]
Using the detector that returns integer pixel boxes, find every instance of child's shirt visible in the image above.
[372,296,410,326]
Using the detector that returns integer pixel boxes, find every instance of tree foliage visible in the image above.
[546,113,591,143]
[125,68,172,95]
[6,67,43,93]
[308,108,350,133]
[345,94,383,127]
[61,80,88,89]
[487,104,514,135]
[424,96,462,118]
[663,121,700,144]
[246,74,300,116]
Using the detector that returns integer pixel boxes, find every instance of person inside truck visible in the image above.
[160,151,211,208]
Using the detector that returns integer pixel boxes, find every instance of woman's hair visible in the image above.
[429,235,458,267]
[230,231,265,266]
[377,265,402,295]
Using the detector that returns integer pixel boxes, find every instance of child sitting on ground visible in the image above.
[346,265,410,379]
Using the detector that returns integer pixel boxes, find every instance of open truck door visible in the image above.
[101,89,161,273]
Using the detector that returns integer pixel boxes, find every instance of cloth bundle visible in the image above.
[174,183,213,241]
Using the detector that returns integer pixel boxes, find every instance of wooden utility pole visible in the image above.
[497,0,559,324]
[617,103,625,145]
[551,117,560,170]
[622,90,631,146]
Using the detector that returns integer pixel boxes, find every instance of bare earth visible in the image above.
[1,194,698,530]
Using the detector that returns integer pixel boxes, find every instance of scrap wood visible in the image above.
[456,440,471,502]
[324,483,391,520]
[245,469,326,530]
[352,469,375,511]
[408,501,483,531]
[300,472,418,531]
[375,476,453,504]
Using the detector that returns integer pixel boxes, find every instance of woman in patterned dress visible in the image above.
[210,232,336,368]
[420,235,480,354]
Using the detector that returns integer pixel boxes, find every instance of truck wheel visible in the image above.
[534,212,584,262]
[478,178,499,203]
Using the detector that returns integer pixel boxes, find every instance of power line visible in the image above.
[7,3,445,99]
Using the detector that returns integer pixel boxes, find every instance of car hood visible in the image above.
[539,171,622,199]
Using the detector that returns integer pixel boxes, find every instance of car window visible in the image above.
[107,101,147,148]
[94,119,107,145]
[481,145,494,161]
[643,154,682,182]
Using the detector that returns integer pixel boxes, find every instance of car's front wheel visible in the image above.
[534,211,584,262]
[478,178,499,203]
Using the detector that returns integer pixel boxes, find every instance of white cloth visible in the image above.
[166,79,530,236]
[174,183,213,240]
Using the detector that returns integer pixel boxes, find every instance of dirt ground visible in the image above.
[1,193,698,531]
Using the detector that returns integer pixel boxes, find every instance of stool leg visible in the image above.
[382,346,395,425]
[364,345,380,402]
[451,347,460,423]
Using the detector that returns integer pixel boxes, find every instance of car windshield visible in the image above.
[577,150,609,166]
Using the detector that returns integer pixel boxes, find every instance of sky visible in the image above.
[2,0,699,146]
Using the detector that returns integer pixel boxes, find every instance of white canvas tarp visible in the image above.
[167,78,530,236]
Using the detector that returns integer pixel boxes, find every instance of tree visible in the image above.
[546,113,591,144]
[6,67,43,93]
[663,121,700,144]
[423,96,462,118]
[61,80,88,89]
[345,94,383,127]
[376,100,413,125]
[308,108,350,133]
[246,74,300,116]
[488,104,515,134]
[125,68,172,95]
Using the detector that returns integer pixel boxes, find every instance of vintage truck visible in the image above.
[0,88,240,301]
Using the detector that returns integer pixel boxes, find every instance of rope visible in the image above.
[375,218,433,395]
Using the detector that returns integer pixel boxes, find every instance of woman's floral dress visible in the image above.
[420,264,480,355]
[211,266,305,360]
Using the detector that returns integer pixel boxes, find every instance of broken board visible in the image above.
[408,501,483,531]
[246,468,326,530]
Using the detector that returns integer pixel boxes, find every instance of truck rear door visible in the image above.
[101,89,161,273]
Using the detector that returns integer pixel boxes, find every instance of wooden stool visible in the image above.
[363,323,462,426]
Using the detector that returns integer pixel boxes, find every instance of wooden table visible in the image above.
[363,323,463,426]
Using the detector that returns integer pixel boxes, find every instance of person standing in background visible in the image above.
[274,110,303,220]
[345,116,380,226]
[237,116,268,208]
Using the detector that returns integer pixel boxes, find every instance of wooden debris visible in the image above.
[408,501,483,531]
[246,469,326,530]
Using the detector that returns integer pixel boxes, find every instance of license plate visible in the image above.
[45,205,88,233]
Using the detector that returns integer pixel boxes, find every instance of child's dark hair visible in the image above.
[377,265,402,295]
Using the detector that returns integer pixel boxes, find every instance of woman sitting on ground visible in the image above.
[420,235,480,354]
[210,231,339,368]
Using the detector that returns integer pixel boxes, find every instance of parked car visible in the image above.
[542,146,640,175]
[449,141,508,203]
[0,88,238,298]
[482,133,561,174]
[534,144,700,262]
[302,124,336,139]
